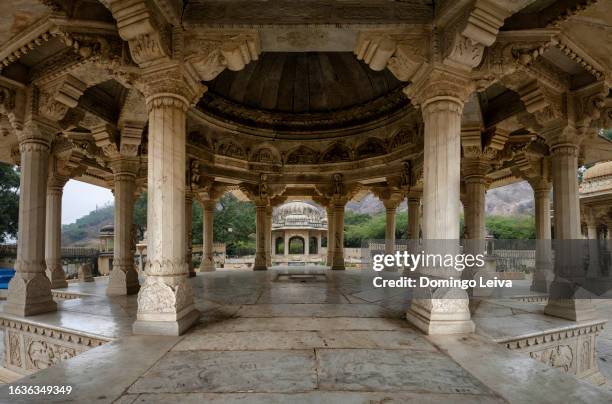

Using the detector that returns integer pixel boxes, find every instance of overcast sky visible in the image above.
[62,180,114,225]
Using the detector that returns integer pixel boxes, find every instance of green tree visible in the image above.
[0,163,19,242]
[486,215,535,239]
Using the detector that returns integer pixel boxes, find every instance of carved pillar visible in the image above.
[326,205,335,266]
[133,90,199,335]
[6,122,57,316]
[407,196,421,241]
[331,198,346,270]
[530,180,553,293]
[544,142,596,321]
[404,76,475,335]
[383,199,400,255]
[265,205,272,267]
[106,158,140,295]
[199,199,215,272]
[304,231,310,256]
[185,192,195,277]
[284,233,289,257]
[551,144,582,239]
[421,98,463,241]
[45,173,68,289]
[464,175,487,241]
[253,201,267,270]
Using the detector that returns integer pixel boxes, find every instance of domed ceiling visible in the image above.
[197,52,409,131]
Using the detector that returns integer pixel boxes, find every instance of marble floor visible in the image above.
[1,268,612,403]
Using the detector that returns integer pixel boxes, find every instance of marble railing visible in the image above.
[0,315,112,375]
[496,320,607,385]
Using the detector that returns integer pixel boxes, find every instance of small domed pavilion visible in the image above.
[581,161,612,239]
[272,201,327,265]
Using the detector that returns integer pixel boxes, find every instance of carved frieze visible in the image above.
[1,317,110,375]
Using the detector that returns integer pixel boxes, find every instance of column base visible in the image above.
[46,265,68,289]
[133,308,200,336]
[49,277,68,289]
[106,267,140,296]
[198,264,216,272]
[331,256,345,270]
[253,265,268,271]
[544,279,597,321]
[405,287,475,335]
[5,273,57,316]
[544,299,597,322]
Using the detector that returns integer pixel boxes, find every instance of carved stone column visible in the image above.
[284,233,289,257]
[404,73,475,334]
[463,174,487,241]
[185,192,195,277]
[383,198,400,255]
[331,198,346,270]
[265,205,273,267]
[586,217,598,240]
[544,142,596,321]
[407,196,421,241]
[253,201,268,270]
[326,205,335,266]
[531,180,553,293]
[6,121,57,316]
[199,199,216,272]
[45,173,68,289]
[133,89,199,335]
[107,158,140,296]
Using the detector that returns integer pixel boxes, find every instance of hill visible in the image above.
[61,204,113,247]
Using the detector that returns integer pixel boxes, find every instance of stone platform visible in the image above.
[0,269,611,403]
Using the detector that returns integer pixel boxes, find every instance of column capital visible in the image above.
[17,119,56,147]
[141,64,206,111]
[549,141,579,157]
[404,68,474,110]
[462,159,492,183]
[199,198,217,211]
[109,156,140,177]
[47,173,69,193]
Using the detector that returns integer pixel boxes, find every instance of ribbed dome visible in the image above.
[584,161,612,181]
[273,201,327,229]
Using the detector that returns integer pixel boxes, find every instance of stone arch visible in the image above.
[389,126,417,149]
[216,140,246,159]
[321,142,351,163]
[288,236,305,254]
[250,144,282,164]
[285,145,319,164]
[355,137,387,159]
[309,236,318,254]
[275,236,284,255]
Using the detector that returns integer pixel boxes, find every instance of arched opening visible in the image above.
[275,236,284,255]
[309,236,318,254]
[288,236,305,254]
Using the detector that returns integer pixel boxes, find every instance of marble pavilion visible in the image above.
[0,1,612,401]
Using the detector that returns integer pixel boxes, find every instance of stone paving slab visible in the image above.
[234,303,397,318]
[317,348,494,395]
[173,330,326,351]
[256,287,349,304]
[121,391,506,403]
[128,350,317,394]
[191,317,409,332]
[172,330,437,352]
